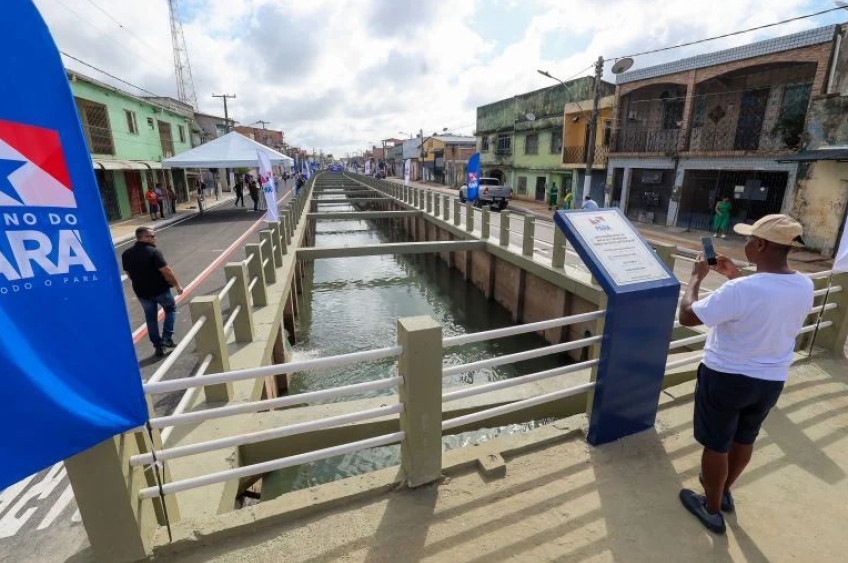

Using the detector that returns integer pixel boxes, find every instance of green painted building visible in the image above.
[476,77,614,203]
[68,71,194,222]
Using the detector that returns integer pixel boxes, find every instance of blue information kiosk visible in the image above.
[554,208,680,446]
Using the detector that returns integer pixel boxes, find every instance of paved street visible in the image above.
[0,184,293,563]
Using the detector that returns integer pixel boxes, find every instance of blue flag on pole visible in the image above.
[0,0,148,489]
[466,152,481,202]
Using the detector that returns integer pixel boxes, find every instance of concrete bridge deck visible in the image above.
[148,352,848,563]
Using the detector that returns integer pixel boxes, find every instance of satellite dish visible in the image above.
[525,112,536,121]
[611,57,635,75]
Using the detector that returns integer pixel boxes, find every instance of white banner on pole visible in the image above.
[404,158,411,187]
[257,150,279,222]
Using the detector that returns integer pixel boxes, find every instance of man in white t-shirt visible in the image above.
[582,195,599,210]
[677,214,813,534]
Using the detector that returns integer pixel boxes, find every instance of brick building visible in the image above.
[606,25,838,232]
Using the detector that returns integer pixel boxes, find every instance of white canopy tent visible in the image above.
[162,131,294,169]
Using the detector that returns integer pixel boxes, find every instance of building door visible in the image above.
[535,176,546,201]
[126,171,144,215]
[734,89,769,151]
[677,173,719,231]
[95,169,121,222]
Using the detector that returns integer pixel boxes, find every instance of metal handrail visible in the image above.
[813,285,842,297]
[217,277,236,301]
[243,253,256,266]
[442,381,596,431]
[145,316,207,386]
[160,353,213,444]
[799,320,832,334]
[149,377,403,429]
[262,258,270,269]
[442,335,602,378]
[669,333,708,350]
[259,239,268,248]
[223,305,241,338]
[247,277,259,292]
[443,310,605,348]
[443,359,599,403]
[665,353,704,371]
[143,345,404,395]
[808,270,833,280]
[132,403,404,466]
[138,431,406,499]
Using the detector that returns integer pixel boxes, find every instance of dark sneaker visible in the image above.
[699,473,735,513]
[154,346,166,358]
[162,339,177,348]
[679,489,726,534]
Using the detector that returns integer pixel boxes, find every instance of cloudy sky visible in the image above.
[33,0,846,157]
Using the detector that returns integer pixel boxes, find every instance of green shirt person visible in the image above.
[548,182,559,210]
[712,197,732,238]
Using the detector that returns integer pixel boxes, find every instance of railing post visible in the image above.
[278,217,289,255]
[244,243,267,307]
[481,206,491,239]
[434,192,441,217]
[224,262,254,342]
[269,222,284,267]
[653,242,676,271]
[413,188,419,208]
[465,203,474,232]
[442,195,450,221]
[500,210,510,247]
[284,209,294,244]
[453,199,461,226]
[259,231,277,284]
[552,225,566,268]
[397,316,443,488]
[815,271,848,355]
[189,295,232,403]
[426,191,433,214]
[522,216,535,257]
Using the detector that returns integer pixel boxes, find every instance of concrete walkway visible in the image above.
[386,177,832,274]
[148,353,848,563]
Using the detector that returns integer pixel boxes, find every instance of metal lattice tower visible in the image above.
[168,0,197,108]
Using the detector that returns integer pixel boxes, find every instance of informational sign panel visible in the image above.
[566,209,670,286]
[0,0,147,489]
[555,207,679,445]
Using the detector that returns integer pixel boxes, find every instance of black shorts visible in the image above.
[693,364,784,453]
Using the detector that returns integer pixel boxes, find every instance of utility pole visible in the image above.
[582,56,605,200]
[212,93,236,131]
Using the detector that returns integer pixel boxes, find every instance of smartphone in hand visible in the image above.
[701,236,717,266]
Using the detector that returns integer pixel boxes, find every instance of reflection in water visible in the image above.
[263,202,567,498]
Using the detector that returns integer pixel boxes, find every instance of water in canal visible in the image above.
[263,199,569,498]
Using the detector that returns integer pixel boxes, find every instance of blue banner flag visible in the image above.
[466,152,481,202]
[0,0,147,488]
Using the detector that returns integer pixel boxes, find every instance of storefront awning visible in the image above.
[93,159,149,170]
[139,160,163,170]
[777,147,848,162]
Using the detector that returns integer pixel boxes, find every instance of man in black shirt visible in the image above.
[121,227,184,358]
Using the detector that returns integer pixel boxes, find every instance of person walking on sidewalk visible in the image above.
[122,227,185,358]
[145,187,159,221]
[234,177,245,207]
[712,196,732,238]
[677,214,813,535]
[154,183,167,219]
[563,189,573,210]
[248,176,260,211]
[547,182,558,211]
[167,186,177,215]
[581,195,599,210]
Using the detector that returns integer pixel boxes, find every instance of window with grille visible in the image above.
[75,97,115,155]
[158,120,174,158]
[496,134,511,154]
[481,136,490,152]
[517,176,527,195]
[178,125,186,143]
[125,110,138,134]
[524,134,538,155]
[550,128,563,154]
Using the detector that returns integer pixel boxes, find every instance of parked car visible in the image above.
[459,177,511,210]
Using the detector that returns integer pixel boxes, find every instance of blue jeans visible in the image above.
[138,290,176,347]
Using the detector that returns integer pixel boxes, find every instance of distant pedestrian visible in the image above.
[195,180,205,214]
[548,182,558,211]
[154,183,167,219]
[145,187,159,220]
[167,186,177,215]
[234,178,245,207]
[248,177,260,211]
[122,226,184,358]
[713,197,732,239]
[563,189,574,210]
[582,195,599,210]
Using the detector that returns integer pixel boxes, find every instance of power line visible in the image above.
[61,51,166,99]
[609,6,845,62]
[81,0,169,60]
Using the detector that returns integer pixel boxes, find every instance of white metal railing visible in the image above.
[138,431,406,499]
[223,305,242,338]
[150,376,402,430]
[145,317,207,386]
[143,345,404,395]
[160,353,213,444]
[132,403,404,466]
[244,253,256,266]
[442,382,596,431]
[808,270,833,280]
[443,311,605,348]
[668,333,708,350]
[665,353,705,371]
[443,359,599,403]
[217,277,236,301]
[248,277,258,292]
[262,258,270,268]
[813,285,841,297]
[442,335,602,378]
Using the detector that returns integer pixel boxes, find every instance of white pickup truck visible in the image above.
[459,177,511,210]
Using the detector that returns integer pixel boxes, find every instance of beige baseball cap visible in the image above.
[733,214,805,247]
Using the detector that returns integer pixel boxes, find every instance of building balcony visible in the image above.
[562,145,609,167]
[612,127,680,155]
